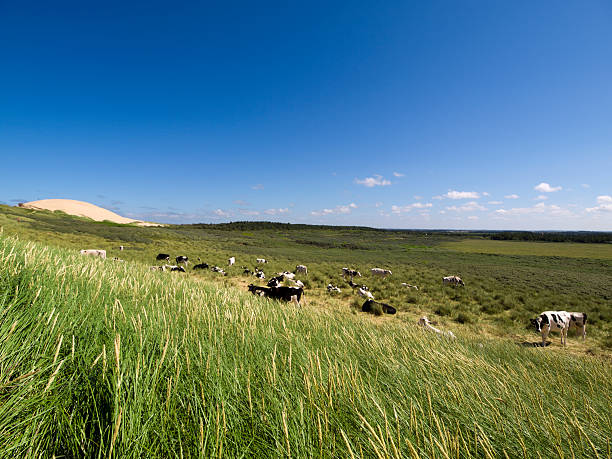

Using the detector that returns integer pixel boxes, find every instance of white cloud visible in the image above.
[393,172,404,177]
[252,184,264,190]
[581,184,590,189]
[504,194,519,199]
[445,201,486,212]
[311,203,357,216]
[264,208,289,215]
[494,202,572,217]
[482,192,490,197]
[586,195,612,213]
[214,209,231,218]
[413,195,423,200]
[534,182,562,193]
[442,190,480,200]
[355,175,391,187]
[234,199,250,206]
[391,203,433,214]
[535,195,548,201]
[239,209,260,216]
[488,201,503,205]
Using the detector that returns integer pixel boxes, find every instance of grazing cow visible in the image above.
[568,312,588,339]
[211,266,226,275]
[530,311,572,346]
[176,256,189,266]
[327,284,341,293]
[401,283,419,290]
[361,299,396,315]
[80,249,107,259]
[228,257,235,266]
[256,258,267,264]
[443,276,465,287]
[119,245,124,251]
[418,316,455,339]
[193,263,209,270]
[295,265,308,275]
[357,288,374,300]
[342,268,361,278]
[156,253,170,262]
[371,268,392,278]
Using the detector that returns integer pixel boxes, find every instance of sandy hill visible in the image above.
[19,199,159,226]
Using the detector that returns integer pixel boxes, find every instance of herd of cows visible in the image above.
[78,248,589,347]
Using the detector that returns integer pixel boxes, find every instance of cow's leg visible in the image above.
[541,327,550,346]
[582,324,586,340]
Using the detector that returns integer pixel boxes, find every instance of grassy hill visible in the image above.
[1,234,611,457]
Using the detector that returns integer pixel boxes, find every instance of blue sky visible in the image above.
[1,1,611,230]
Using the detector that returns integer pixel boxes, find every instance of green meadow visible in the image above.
[0,204,611,457]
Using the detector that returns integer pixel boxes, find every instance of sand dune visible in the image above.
[20,199,160,226]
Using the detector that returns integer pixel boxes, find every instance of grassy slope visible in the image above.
[0,235,611,458]
[1,204,611,354]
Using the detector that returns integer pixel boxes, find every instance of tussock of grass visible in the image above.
[0,235,610,457]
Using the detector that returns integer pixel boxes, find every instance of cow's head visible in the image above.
[530,314,548,332]
[459,279,465,286]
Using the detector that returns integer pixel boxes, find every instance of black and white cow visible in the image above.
[568,312,588,339]
[342,267,361,278]
[295,265,308,275]
[211,266,226,275]
[228,257,235,266]
[443,276,464,287]
[167,265,186,273]
[256,258,267,264]
[247,284,304,305]
[176,255,189,266]
[327,284,341,293]
[531,311,572,346]
[156,253,170,262]
[193,262,209,270]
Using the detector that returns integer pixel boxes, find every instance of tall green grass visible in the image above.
[0,235,610,457]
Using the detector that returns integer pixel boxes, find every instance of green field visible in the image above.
[0,204,611,456]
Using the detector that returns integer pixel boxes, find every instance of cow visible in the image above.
[248,284,269,297]
[150,265,166,272]
[530,311,572,346]
[247,284,304,305]
[211,266,226,275]
[295,265,308,275]
[156,253,170,262]
[401,283,419,290]
[166,265,186,273]
[371,268,392,278]
[342,268,361,278]
[176,256,189,266]
[361,300,396,315]
[443,276,464,287]
[228,257,235,266]
[243,268,253,275]
[357,288,374,300]
[119,245,124,251]
[417,316,455,339]
[254,271,265,279]
[267,276,283,288]
[568,312,588,339]
[112,257,124,262]
[327,284,341,293]
[193,263,209,270]
[256,258,267,264]
[80,249,106,259]
[348,280,369,291]
[292,279,305,288]
[277,271,295,280]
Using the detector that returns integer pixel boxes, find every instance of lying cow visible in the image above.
[247,284,304,305]
[228,257,235,266]
[531,311,574,346]
[156,253,170,262]
[327,284,341,293]
[150,265,166,272]
[165,265,186,273]
[371,268,392,278]
[277,271,295,280]
[417,316,455,339]
[80,249,107,259]
[342,267,361,278]
[211,266,226,275]
[443,276,464,287]
[256,258,268,264]
[401,283,419,290]
[193,262,209,270]
[362,299,396,315]
[295,265,308,275]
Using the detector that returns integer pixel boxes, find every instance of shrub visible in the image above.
[456,312,476,324]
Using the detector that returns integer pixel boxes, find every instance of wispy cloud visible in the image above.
[251,184,264,191]
[234,199,250,206]
[436,190,480,200]
[581,183,590,189]
[586,195,612,213]
[445,201,486,212]
[391,202,432,214]
[494,202,571,217]
[534,195,548,201]
[534,182,562,193]
[311,203,357,216]
[214,209,231,217]
[488,201,503,205]
[264,208,289,215]
[392,172,404,177]
[504,194,519,199]
[355,175,391,187]
[238,209,260,216]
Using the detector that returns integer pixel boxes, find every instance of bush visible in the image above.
[456,312,476,324]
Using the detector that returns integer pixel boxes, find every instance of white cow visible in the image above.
[119,245,124,251]
[418,316,455,339]
[342,268,361,278]
[256,258,267,264]
[277,271,295,280]
[568,312,588,339]
[295,265,308,275]
[357,288,374,300]
[228,257,235,266]
[371,268,392,278]
[531,311,572,346]
[443,276,464,287]
[80,249,106,259]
